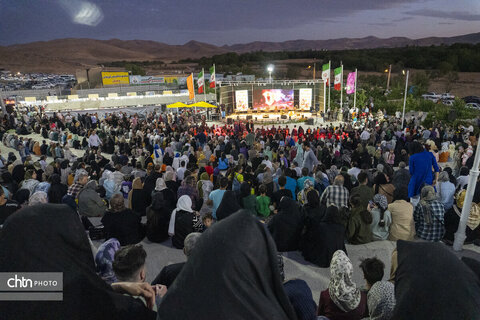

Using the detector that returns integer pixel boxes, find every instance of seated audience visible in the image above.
[146,192,171,243]
[301,204,346,267]
[369,194,392,241]
[367,281,396,320]
[392,241,480,319]
[388,187,415,241]
[268,196,303,252]
[152,232,202,288]
[413,185,445,242]
[168,195,202,249]
[347,194,373,244]
[0,204,156,319]
[156,211,297,320]
[318,250,367,320]
[102,193,146,245]
[359,257,385,291]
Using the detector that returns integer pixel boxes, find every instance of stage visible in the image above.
[225,110,324,125]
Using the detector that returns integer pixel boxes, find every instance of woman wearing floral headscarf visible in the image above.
[369,194,392,241]
[317,250,367,319]
[367,281,395,320]
[297,179,317,206]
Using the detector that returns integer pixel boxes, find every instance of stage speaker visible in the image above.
[281,115,287,119]
[246,115,252,120]
[448,110,456,122]
[227,118,233,125]
[306,119,314,125]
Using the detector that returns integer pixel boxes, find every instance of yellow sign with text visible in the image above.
[102,72,129,85]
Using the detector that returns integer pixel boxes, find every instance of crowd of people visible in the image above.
[0,107,480,319]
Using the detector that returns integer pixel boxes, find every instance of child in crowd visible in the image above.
[256,184,271,218]
[202,213,214,229]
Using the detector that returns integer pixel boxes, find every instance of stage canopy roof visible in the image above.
[189,101,218,108]
[166,102,188,108]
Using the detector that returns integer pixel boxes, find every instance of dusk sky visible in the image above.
[1,0,480,46]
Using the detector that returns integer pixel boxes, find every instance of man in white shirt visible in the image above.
[88,130,102,150]
[348,163,362,180]
[177,161,187,181]
[261,156,273,171]
[360,129,370,142]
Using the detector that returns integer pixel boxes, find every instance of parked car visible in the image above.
[441,99,454,106]
[466,102,480,110]
[441,93,455,100]
[421,92,440,102]
[463,96,480,104]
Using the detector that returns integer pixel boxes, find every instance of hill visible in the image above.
[1,32,480,73]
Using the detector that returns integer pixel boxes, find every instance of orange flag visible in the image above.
[187,73,195,100]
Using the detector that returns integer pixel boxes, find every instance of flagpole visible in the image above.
[353,68,358,110]
[203,68,206,102]
[340,64,343,113]
[193,73,197,116]
[213,64,218,104]
[328,60,331,112]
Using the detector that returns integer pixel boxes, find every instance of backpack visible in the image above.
[232,173,241,192]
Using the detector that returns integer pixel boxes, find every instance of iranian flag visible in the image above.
[209,65,216,88]
[334,66,342,91]
[321,62,330,86]
[198,69,204,94]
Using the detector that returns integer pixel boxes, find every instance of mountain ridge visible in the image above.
[1,32,479,73]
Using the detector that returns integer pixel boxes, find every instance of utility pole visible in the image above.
[401,70,409,128]
[0,88,6,115]
[386,64,392,91]
[454,148,480,251]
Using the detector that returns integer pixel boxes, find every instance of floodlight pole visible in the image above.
[453,148,480,251]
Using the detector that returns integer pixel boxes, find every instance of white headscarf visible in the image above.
[155,178,167,191]
[168,195,193,236]
[328,250,361,312]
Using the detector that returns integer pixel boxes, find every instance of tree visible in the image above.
[411,71,430,97]
[445,71,459,92]
[125,64,146,76]
[286,65,300,79]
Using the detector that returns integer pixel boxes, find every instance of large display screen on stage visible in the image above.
[253,89,294,111]
[299,88,312,110]
[235,90,249,112]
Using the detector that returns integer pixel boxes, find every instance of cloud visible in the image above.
[392,16,414,22]
[405,9,480,21]
[438,22,455,25]
[58,0,104,26]
[98,0,422,32]
[368,22,395,26]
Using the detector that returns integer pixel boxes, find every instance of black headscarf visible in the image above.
[392,241,480,320]
[216,190,241,221]
[146,192,171,243]
[268,197,303,252]
[157,211,297,320]
[13,188,30,206]
[300,206,347,268]
[48,173,68,204]
[0,204,155,320]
